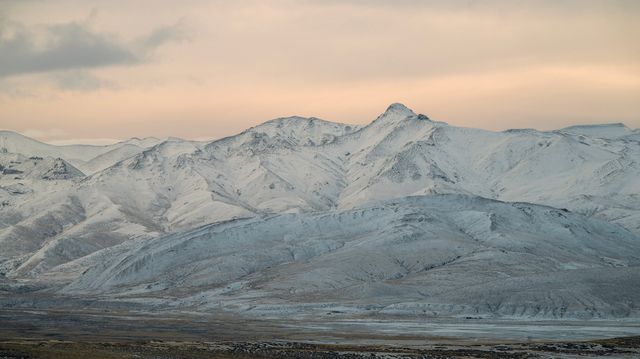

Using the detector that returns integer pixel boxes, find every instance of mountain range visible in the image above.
[1,103,639,319]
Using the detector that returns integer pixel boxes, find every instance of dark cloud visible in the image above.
[0,20,184,78]
[0,22,135,77]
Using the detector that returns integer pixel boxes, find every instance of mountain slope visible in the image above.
[0,104,638,301]
[65,195,640,319]
[0,130,165,174]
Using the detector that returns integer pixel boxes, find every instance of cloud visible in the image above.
[308,0,640,11]
[49,70,115,91]
[0,22,135,77]
[137,21,188,52]
[0,19,185,78]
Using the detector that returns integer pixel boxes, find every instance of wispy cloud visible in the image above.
[137,20,188,52]
[0,0,638,141]
[0,21,135,77]
[49,70,116,91]
[0,19,185,78]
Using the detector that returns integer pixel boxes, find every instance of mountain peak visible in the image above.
[384,103,416,116]
[369,103,430,127]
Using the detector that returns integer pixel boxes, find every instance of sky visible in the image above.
[0,0,639,144]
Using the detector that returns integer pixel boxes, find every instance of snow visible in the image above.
[557,123,634,139]
[1,103,639,321]
[0,130,165,174]
[65,195,640,319]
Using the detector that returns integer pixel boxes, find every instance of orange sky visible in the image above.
[1,0,639,144]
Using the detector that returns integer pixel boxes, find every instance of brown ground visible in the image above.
[1,336,639,359]
[1,308,639,358]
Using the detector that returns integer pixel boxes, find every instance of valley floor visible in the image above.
[1,308,640,358]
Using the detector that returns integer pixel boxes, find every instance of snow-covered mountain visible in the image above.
[65,195,640,319]
[1,104,639,319]
[0,131,166,174]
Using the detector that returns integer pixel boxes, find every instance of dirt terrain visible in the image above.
[1,336,639,358]
[1,309,639,358]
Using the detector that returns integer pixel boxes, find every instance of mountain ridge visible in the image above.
[1,104,639,320]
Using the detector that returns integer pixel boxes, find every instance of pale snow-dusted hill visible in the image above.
[0,131,165,174]
[65,195,640,319]
[1,104,639,319]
